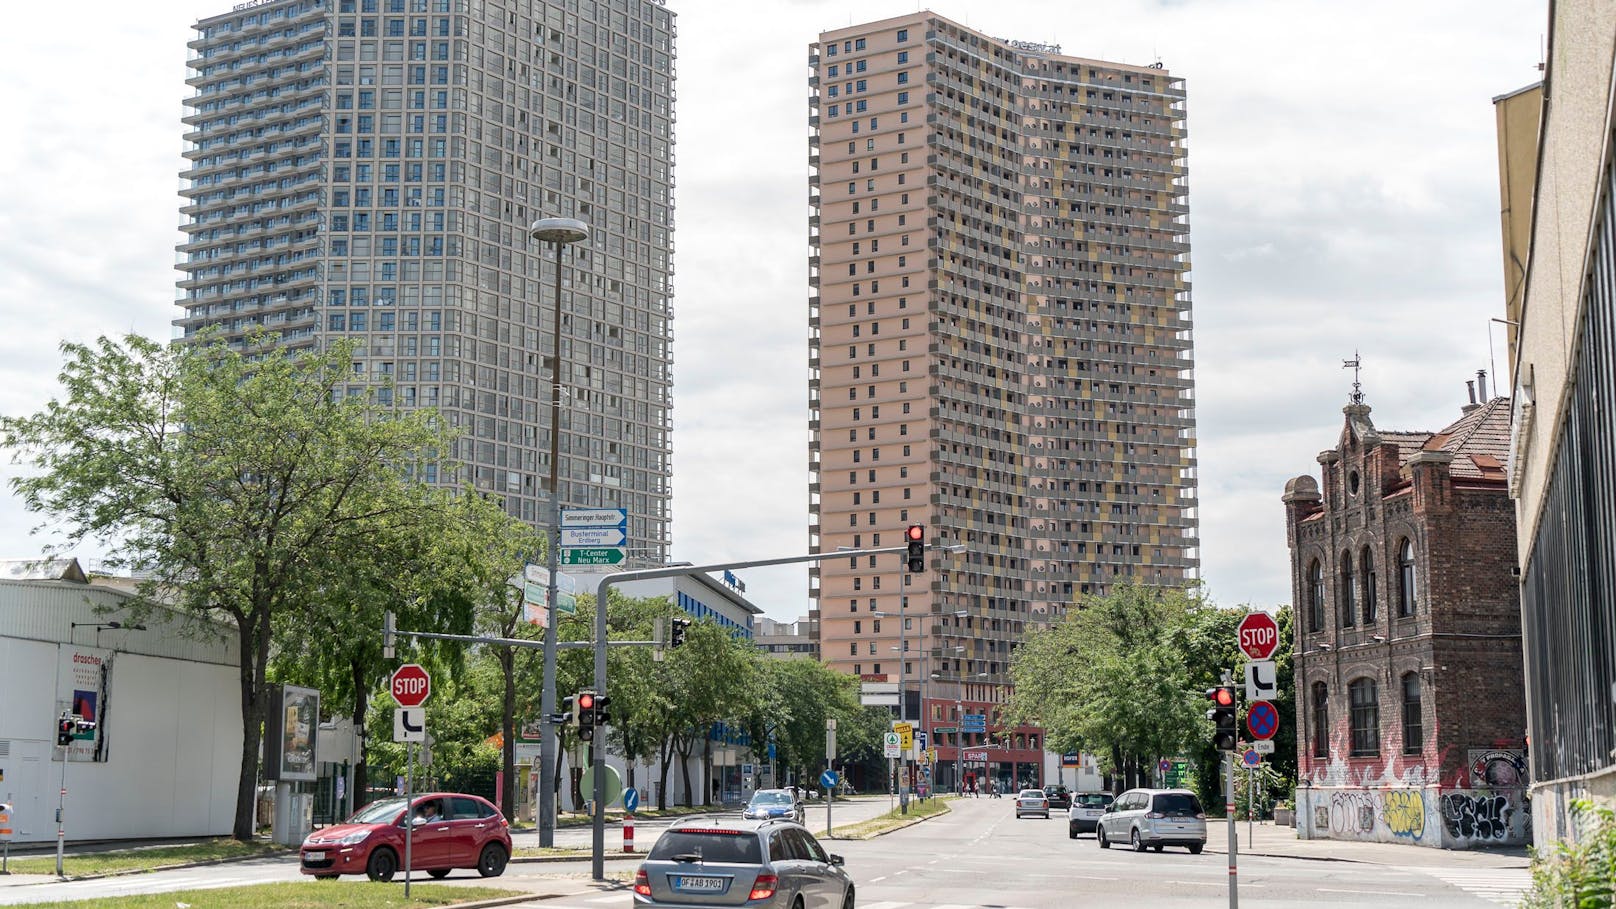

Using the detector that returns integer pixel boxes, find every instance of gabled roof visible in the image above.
[1432,397,1512,480]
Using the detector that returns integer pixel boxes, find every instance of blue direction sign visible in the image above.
[1246,700,1279,740]
[820,769,839,790]
[623,787,640,813]
[562,507,628,528]
[562,526,627,548]
[961,713,987,732]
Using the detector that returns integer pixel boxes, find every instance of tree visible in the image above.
[2,334,451,839]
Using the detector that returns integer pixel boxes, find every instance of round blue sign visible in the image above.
[623,787,640,813]
[1246,700,1279,740]
[820,769,839,789]
[1242,749,1262,768]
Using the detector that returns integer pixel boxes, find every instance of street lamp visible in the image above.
[530,216,588,848]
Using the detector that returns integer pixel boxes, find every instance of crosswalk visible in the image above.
[1402,865,1533,905]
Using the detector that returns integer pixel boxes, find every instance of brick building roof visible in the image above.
[1384,397,1512,481]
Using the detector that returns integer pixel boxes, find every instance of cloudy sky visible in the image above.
[0,0,1546,621]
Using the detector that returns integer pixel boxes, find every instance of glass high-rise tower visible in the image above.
[178,0,676,554]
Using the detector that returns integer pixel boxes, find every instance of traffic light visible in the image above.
[669,617,691,648]
[383,610,396,659]
[1206,686,1238,751]
[592,694,611,727]
[561,694,578,728]
[56,713,75,747]
[905,524,925,573]
[577,690,597,742]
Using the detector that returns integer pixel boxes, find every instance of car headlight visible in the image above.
[337,831,371,846]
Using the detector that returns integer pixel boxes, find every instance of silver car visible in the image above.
[1096,788,1206,854]
[633,817,854,909]
[1015,788,1050,819]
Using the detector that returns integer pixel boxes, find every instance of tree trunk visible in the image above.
[349,657,370,812]
[1109,744,1124,794]
[500,648,516,819]
[233,610,271,841]
[702,735,714,806]
[657,736,674,810]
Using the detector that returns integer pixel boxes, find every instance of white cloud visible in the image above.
[0,0,1548,620]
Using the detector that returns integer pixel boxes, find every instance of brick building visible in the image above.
[1281,388,1530,848]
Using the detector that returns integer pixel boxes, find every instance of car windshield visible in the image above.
[751,792,793,806]
[1154,793,1203,816]
[648,830,763,864]
[1075,793,1113,808]
[1019,790,1045,798]
[348,798,406,825]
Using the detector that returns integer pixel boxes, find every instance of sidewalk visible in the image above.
[1205,820,1531,868]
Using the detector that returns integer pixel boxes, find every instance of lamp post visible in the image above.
[530,216,588,848]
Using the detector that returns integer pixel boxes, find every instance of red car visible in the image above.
[300,793,511,881]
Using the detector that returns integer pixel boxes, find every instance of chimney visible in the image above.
[1466,380,1476,404]
[1478,369,1489,401]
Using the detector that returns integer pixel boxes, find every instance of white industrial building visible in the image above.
[0,560,242,844]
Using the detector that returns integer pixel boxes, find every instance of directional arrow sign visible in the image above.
[562,527,627,548]
[561,548,626,566]
[1245,660,1278,702]
[562,508,628,528]
[394,707,426,743]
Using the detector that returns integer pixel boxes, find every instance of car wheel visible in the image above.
[478,843,509,878]
[1189,843,1204,855]
[1097,826,1110,849]
[1131,829,1146,853]
[1153,844,1164,853]
[427,868,451,879]
[366,847,398,882]
[841,886,856,909]
[1069,824,1078,839]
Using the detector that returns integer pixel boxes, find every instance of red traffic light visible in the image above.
[578,692,596,711]
[906,524,924,542]
[1207,687,1235,707]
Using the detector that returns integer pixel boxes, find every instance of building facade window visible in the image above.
[1307,559,1325,632]
[1349,678,1380,756]
[1361,548,1378,625]
[1340,552,1356,627]
[1397,538,1417,616]
[1311,682,1329,757]
[1401,672,1422,753]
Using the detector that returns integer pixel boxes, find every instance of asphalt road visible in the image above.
[0,797,1530,906]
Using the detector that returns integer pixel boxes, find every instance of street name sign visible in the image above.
[561,548,627,566]
[1237,612,1281,660]
[391,664,431,707]
[933,726,958,734]
[561,508,628,528]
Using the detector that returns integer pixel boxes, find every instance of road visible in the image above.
[0,796,1532,906]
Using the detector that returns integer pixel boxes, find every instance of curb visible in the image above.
[824,801,953,841]
[1204,847,1363,864]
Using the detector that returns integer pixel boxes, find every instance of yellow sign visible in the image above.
[893,721,913,751]
[925,748,937,765]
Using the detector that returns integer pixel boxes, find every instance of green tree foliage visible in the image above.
[1,335,452,839]
[741,658,873,785]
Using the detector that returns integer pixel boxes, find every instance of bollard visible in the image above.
[623,812,634,853]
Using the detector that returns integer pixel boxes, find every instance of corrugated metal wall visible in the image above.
[0,579,236,666]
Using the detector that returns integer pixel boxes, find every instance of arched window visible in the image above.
[1311,682,1329,758]
[1308,560,1325,632]
[1349,678,1380,757]
[1401,672,1423,753]
[1397,539,1417,617]
[1361,548,1378,625]
[1340,553,1356,627]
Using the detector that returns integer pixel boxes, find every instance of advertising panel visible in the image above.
[56,644,111,763]
[264,684,320,782]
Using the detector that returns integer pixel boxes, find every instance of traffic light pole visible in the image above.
[588,544,909,881]
[1224,670,1238,909]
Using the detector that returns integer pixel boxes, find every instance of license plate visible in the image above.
[674,875,724,892]
[305,851,326,862]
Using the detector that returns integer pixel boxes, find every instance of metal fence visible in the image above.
[1521,159,1616,785]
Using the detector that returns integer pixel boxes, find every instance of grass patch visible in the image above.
[826,796,952,840]
[552,803,712,827]
[17,881,518,908]
[5,839,288,877]
[512,846,592,859]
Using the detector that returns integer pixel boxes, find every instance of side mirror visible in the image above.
[827,854,845,866]
[1104,805,1115,813]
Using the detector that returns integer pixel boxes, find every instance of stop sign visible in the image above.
[1237,612,1280,661]
[390,663,431,708]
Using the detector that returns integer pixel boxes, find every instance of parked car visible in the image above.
[1014,788,1050,819]
[743,789,805,824]
[300,792,511,881]
[1045,785,1072,811]
[1096,788,1206,854]
[1067,791,1115,837]
[633,816,854,909]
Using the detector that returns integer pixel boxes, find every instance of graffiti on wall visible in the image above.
[1330,790,1375,836]
[1382,789,1426,840]
[1468,750,1527,788]
[1441,792,1515,842]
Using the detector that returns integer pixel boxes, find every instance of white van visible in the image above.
[1096,788,1206,854]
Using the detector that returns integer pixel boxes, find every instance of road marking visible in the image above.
[1165,879,1222,886]
[1317,889,1424,897]
[1400,866,1532,905]
[869,876,889,883]
[858,901,909,909]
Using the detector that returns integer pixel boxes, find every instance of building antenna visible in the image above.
[1343,352,1364,404]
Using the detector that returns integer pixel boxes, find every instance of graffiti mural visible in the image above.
[1468,750,1527,788]
[1441,793,1513,842]
[1382,789,1426,840]
[1330,790,1376,836]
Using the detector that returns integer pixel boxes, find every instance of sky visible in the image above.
[0,0,1547,623]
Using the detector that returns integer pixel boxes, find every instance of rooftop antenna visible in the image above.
[1343,352,1364,404]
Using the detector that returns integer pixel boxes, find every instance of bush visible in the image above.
[1522,798,1616,908]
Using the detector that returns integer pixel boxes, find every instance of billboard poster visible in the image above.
[272,685,320,782]
[56,645,111,763]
